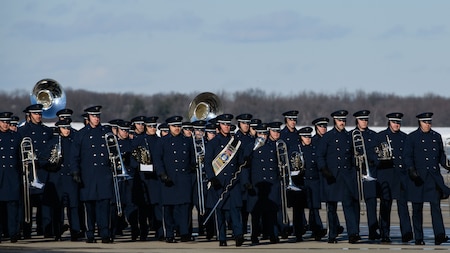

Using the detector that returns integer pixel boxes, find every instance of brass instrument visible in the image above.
[48,135,62,168]
[30,79,66,119]
[188,92,222,122]
[352,129,376,215]
[276,139,301,225]
[374,135,393,160]
[192,129,206,216]
[290,144,305,175]
[105,132,132,216]
[202,137,263,225]
[21,137,45,223]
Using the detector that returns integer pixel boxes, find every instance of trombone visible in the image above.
[352,129,376,215]
[21,137,45,223]
[105,132,132,217]
[276,139,301,225]
[192,130,206,216]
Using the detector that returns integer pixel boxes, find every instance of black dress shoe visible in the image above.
[101,238,113,243]
[270,236,280,244]
[415,240,425,245]
[381,237,392,243]
[235,235,244,247]
[337,226,344,235]
[166,237,177,243]
[219,240,227,246]
[402,232,413,242]
[369,232,381,240]
[251,236,260,245]
[328,238,338,244]
[180,234,192,242]
[349,234,360,244]
[295,236,303,242]
[435,234,449,245]
[86,238,96,243]
[10,235,18,243]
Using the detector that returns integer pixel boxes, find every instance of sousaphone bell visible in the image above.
[188,92,222,122]
[30,78,66,119]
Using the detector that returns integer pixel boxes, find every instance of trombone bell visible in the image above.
[30,79,66,119]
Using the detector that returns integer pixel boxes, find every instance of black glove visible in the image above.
[72,171,82,184]
[408,167,424,186]
[159,172,174,187]
[321,167,336,185]
[244,183,256,196]
[444,160,450,172]
[210,177,222,190]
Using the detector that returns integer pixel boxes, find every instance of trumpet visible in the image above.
[352,129,376,215]
[374,135,393,160]
[21,137,45,223]
[276,139,301,225]
[105,132,132,216]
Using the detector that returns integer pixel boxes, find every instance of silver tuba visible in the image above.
[374,135,393,160]
[188,92,222,122]
[21,137,45,223]
[30,79,66,119]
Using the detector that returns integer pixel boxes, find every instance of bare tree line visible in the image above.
[1,88,449,127]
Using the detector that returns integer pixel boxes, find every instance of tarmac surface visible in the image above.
[1,201,450,253]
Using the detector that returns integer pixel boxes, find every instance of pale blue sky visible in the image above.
[1,0,450,97]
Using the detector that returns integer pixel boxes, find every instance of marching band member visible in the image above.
[9,115,19,132]
[280,110,305,241]
[158,123,169,137]
[234,113,254,235]
[0,112,21,243]
[42,119,82,241]
[376,112,413,243]
[300,126,327,241]
[70,106,113,243]
[18,104,53,239]
[204,122,217,141]
[249,118,262,138]
[317,110,360,244]
[404,112,450,245]
[351,110,380,241]
[139,116,163,241]
[245,122,281,244]
[154,116,196,243]
[311,117,345,238]
[204,113,245,247]
[182,121,193,138]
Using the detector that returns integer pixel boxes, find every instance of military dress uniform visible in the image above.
[153,116,196,243]
[204,114,245,246]
[234,113,254,235]
[41,119,81,241]
[0,112,21,243]
[70,106,113,243]
[138,116,163,241]
[317,110,360,244]
[300,127,327,241]
[18,104,54,238]
[376,113,413,242]
[245,123,281,244]
[403,112,450,245]
[279,110,306,240]
[351,110,380,240]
